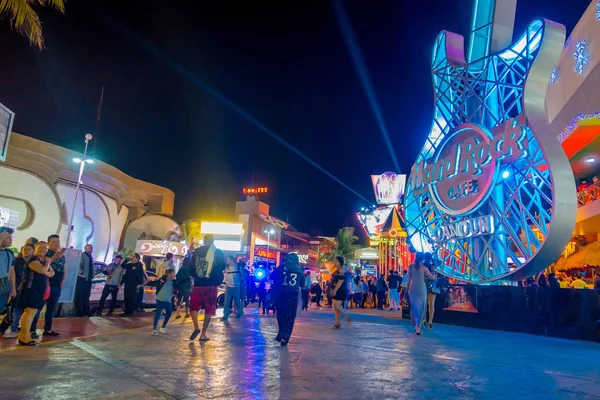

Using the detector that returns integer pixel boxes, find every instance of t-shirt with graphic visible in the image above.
[281,264,305,293]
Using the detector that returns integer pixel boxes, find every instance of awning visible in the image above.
[553,241,600,271]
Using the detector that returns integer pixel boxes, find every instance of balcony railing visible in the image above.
[577,181,600,207]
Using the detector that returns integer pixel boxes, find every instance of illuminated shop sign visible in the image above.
[356,206,393,238]
[255,248,275,259]
[135,240,188,257]
[430,215,494,243]
[371,172,406,205]
[259,212,289,230]
[292,253,309,264]
[409,123,528,216]
[243,187,269,195]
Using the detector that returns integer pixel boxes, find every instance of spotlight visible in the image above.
[501,170,510,179]
[254,268,266,280]
[586,158,596,163]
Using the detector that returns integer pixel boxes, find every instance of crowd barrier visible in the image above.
[413,285,600,342]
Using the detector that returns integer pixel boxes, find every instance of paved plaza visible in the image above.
[0,308,598,399]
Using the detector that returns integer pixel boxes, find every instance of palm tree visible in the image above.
[322,228,360,265]
[0,0,65,49]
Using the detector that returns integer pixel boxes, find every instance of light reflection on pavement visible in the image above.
[0,308,598,399]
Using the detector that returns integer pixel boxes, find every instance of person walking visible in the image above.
[376,275,387,310]
[120,253,145,316]
[37,235,66,336]
[387,270,401,311]
[257,278,267,314]
[97,255,125,316]
[369,279,377,308]
[272,253,305,346]
[238,261,249,315]
[189,234,226,342]
[221,255,242,322]
[407,252,436,335]
[17,241,54,346]
[75,244,94,317]
[353,276,363,309]
[301,270,311,311]
[330,256,352,329]
[175,255,193,319]
[148,268,178,335]
[310,281,322,308]
[422,258,440,330]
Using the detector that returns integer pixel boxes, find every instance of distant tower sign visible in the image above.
[0,102,15,162]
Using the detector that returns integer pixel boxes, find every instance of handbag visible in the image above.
[42,283,51,301]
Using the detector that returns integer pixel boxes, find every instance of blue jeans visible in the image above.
[31,300,47,333]
[153,301,172,329]
[44,286,62,332]
[223,286,241,319]
[11,305,23,332]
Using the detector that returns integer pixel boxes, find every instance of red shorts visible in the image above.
[190,286,218,316]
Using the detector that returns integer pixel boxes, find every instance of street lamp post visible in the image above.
[65,133,94,248]
[264,228,275,269]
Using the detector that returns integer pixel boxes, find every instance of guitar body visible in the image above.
[403,18,577,282]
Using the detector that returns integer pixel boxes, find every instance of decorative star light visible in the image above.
[596,1,600,21]
[573,40,588,74]
[550,67,558,84]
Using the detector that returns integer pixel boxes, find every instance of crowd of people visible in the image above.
[520,270,600,289]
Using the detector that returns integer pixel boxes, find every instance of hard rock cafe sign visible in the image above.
[403,1,577,283]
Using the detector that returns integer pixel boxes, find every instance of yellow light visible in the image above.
[200,221,244,236]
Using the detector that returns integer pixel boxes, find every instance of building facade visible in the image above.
[0,133,178,262]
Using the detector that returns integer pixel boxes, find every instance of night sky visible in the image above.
[0,0,591,238]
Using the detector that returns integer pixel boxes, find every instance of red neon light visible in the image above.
[243,187,269,195]
[255,248,275,259]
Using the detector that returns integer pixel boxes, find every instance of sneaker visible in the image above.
[175,314,182,319]
[159,327,168,334]
[184,314,190,319]
[153,330,158,336]
[43,331,60,337]
[4,331,17,338]
[30,332,40,340]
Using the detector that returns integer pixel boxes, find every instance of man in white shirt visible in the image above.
[221,255,242,322]
[301,271,311,311]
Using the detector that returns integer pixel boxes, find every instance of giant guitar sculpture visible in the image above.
[403,0,577,282]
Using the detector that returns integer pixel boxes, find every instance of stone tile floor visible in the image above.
[0,307,598,399]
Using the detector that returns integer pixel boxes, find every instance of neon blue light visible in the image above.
[573,40,588,75]
[550,67,558,84]
[501,170,510,179]
[597,1,600,21]
[254,268,266,280]
[499,20,543,61]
